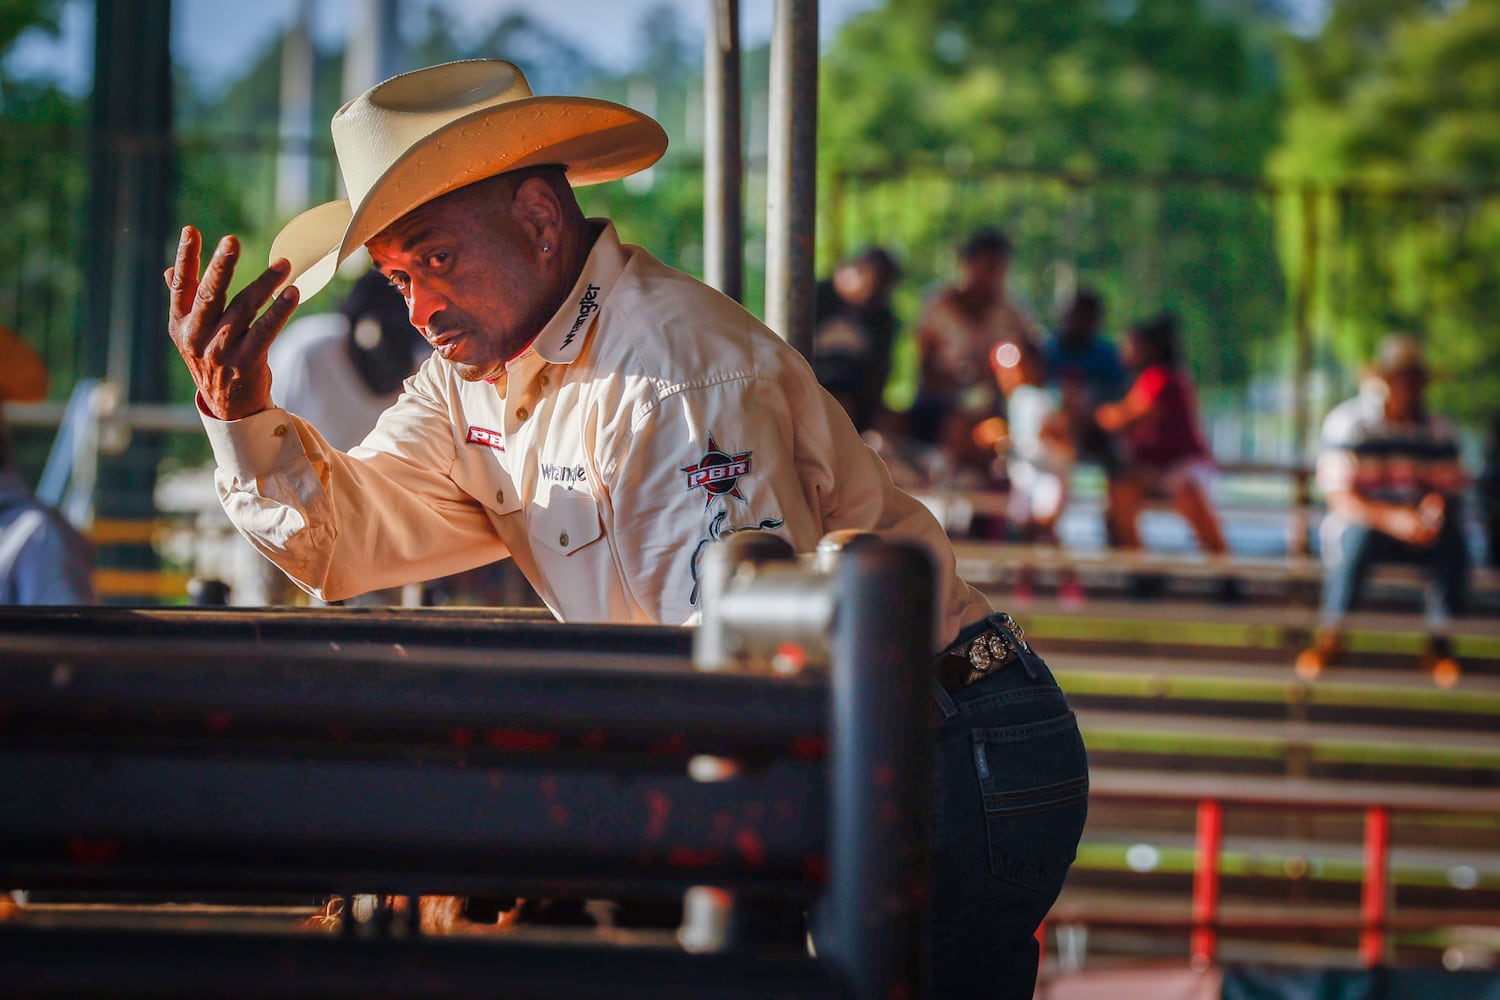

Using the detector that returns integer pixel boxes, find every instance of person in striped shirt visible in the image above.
[1298,335,1470,684]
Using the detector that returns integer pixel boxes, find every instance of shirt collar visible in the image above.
[526,219,628,366]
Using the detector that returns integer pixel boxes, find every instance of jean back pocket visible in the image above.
[972,711,1089,893]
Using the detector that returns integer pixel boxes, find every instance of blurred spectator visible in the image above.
[811,246,903,432]
[1297,335,1469,684]
[990,339,1083,604]
[1045,288,1127,544]
[1045,288,1127,468]
[267,268,429,451]
[1045,289,1127,406]
[0,325,94,604]
[911,228,1036,480]
[1095,313,1235,599]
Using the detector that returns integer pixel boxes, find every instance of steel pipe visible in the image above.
[764,0,818,354]
[703,0,744,302]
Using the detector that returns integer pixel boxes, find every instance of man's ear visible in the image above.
[511,176,562,253]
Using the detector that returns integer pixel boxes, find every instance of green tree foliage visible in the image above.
[0,0,83,392]
[823,0,1277,178]
[816,0,1284,401]
[819,0,1286,399]
[1274,0,1500,424]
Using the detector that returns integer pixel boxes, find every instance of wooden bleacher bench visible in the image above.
[916,457,1499,604]
[951,538,1500,601]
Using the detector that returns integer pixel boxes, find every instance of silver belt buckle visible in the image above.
[962,615,1026,685]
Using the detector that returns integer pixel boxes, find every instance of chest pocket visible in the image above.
[452,437,521,518]
[529,483,603,558]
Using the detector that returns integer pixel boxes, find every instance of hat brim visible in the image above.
[270,95,667,301]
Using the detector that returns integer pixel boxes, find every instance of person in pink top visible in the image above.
[1095,313,1234,597]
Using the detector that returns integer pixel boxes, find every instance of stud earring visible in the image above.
[541,243,552,254]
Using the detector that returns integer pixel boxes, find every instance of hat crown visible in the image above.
[332,60,535,208]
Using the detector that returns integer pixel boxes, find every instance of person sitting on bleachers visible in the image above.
[810,246,903,434]
[910,228,1036,486]
[1045,289,1127,545]
[1297,335,1469,685]
[989,339,1083,604]
[1095,313,1236,600]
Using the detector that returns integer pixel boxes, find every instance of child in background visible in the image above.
[1096,313,1236,600]
[990,339,1083,604]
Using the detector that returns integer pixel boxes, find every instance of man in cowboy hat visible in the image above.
[165,59,1086,998]
[1297,334,1471,685]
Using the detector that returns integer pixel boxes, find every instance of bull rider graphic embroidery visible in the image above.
[688,509,786,607]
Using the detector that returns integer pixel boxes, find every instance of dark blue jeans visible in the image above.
[1321,516,1470,621]
[929,616,1089,999]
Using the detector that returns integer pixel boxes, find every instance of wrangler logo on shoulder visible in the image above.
[465,426,505,451]
[681,434,752,508]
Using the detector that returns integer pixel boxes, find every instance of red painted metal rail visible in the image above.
[1045,770,1500,967]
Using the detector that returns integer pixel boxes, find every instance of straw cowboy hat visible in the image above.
[270,59,668,301]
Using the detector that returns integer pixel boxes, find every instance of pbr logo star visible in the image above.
[681,434,753,508]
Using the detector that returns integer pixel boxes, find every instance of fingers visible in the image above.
[217,257,292,344]
[167,226,203,324]
[242,278,300,357]
[195,234,240,323]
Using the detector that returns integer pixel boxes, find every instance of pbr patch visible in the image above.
[681,434,752,508]
[465,426,505,451]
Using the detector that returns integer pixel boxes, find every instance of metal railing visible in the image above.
[1046,771,1500,969]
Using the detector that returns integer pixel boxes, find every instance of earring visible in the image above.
[541,243,552,254]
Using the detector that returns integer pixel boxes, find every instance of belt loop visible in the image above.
[929,676,959,720]
[1019,648,1039,682]
[991,612,1039,681]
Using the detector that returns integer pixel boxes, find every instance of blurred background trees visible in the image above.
[1273,0,1500,426]
[3,0,1498,451]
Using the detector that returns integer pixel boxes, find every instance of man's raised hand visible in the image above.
[165,226,300,421]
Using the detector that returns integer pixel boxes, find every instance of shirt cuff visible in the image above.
[199,398,305,480]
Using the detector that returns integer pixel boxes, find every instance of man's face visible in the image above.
[833,262,875,306]
[1384,369,1426,421]
[1061,300,1100,343]
[962,251,1007,294]
[366,180,548,382]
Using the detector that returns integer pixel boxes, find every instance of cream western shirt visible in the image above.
[203,222,991,644]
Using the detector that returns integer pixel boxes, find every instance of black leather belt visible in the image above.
[933,613,1029,694]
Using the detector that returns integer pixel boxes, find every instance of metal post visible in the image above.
[1360,805,1390,967]
[818,541,933,1000]
[343,0,401,99]
[1290,186,1319,556]
[764,0,818,355]
[703,0,744,303]
[276,0,315,218]
[85,0,173,587]
[1190,798,1223,967]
